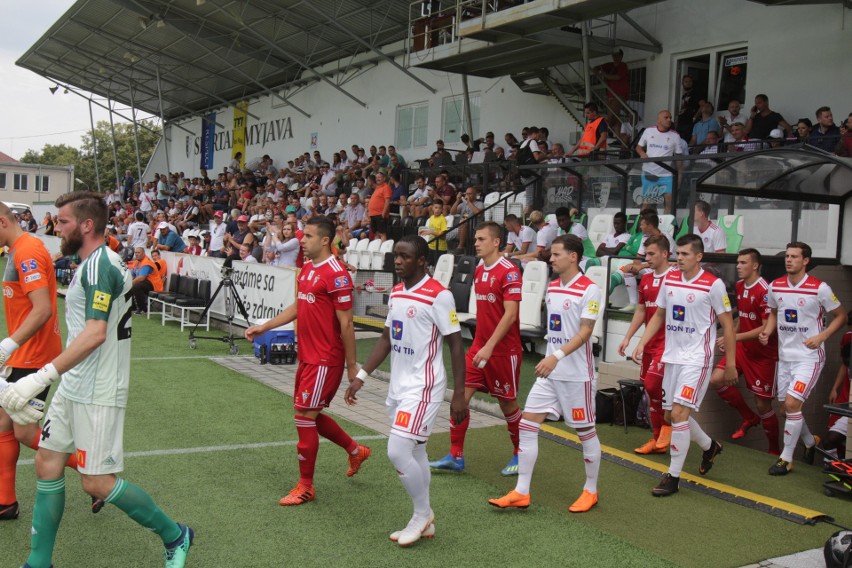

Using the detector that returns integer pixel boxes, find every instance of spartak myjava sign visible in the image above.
[186,116,294,157]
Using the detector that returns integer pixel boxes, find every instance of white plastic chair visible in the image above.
[432,253,454,288]
[345,238,363,265]
[359,239,382,270]
[352,238,370,269]
[518,260,548,335]
[371,239,394,271]
[587,214,614,248]
[659,214,675,236]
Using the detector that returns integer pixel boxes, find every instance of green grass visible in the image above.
[0,265,846,567]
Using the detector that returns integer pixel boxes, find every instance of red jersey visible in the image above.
[736,278,777,360]
[638,268,671,356]
[471,258,522,355]
[2,233,62,368]
[296,255,353,366]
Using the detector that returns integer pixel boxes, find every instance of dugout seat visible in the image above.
[518,261,548,339]
[372,239,394,271]
[359,239,382,271]
[587,214,614,248]
[483,192,501,222]
[658,214,675,236]
[351,238,370,269]
[449,256,477,320]
[345,238,363,265]
[433,253,455,288]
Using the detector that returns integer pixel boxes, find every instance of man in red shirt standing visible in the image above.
[594,48,630,129]
[245,216,370,506]
[367,171,392,241]
[430,222,524,475]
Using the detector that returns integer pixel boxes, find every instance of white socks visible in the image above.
[387,434,431,517]
[578,428,600,493]
[514,419,540,495]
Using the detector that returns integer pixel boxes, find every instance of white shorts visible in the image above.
[523,378,596,428]
[39,393,126,475]
[775,360,824,402]
[662,363,711,411]
[386,397,441,442]
[830,416,848,438]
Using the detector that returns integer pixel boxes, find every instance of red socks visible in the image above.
[315,413,357,455]
[717,386,758,422]
[449,415,470,459]
[294,415,319,486]
[504,409,522,454]
[0,430,19,505]
[760,410,781,454]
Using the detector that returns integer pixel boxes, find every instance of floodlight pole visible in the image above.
[129,84,144,186]
[462,74,474,139]
[88,98,102,192]
[156,66,171,175]
[108,96,121,199]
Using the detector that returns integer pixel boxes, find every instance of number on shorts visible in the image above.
[41,420,51,441]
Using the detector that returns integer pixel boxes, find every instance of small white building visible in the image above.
[0,153,74,209]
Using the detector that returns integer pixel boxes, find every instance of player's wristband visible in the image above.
[356,368,369,382]
[36,364,60,386]
[553,350,566,362]
[0,337,20,356]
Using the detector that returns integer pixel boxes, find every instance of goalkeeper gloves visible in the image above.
[0,337,19,368]
[0,364,60,412]
[6,398,45,425]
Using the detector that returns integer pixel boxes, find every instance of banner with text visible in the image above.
[162,252,296,326]
[200,113,216,171]
[232,102,248,169]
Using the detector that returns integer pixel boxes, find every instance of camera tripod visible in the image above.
[188,267,252,355]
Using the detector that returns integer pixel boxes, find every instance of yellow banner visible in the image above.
[232,102,248,168]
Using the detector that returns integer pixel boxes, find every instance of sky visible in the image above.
[0,0,156,160]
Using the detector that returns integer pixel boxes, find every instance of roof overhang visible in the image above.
[695,146,852,205]
[17,0,413,122]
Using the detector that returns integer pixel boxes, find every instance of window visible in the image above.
[13,173,27,191]
[442,93,480,142]
[627,66,647,103]
[35,175,49,193]
[0,173,6,190]
[395,102,429,151]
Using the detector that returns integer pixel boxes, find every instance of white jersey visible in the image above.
[544,272,601,382]
[385,275,460,402]
[693,222,727,253]
[656,269,731,368]
[637,127,684,177]
[60,245,133,407]
[507,225,535,252]
[536,223,557,250]
[767,274,841,362]
[126,221,149,249]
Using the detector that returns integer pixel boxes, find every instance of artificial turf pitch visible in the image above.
[1,293,849,567]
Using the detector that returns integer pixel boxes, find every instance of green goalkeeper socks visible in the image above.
[26,477,66,568]
[106,478,182,544]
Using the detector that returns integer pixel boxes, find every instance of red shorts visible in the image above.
[716,344,777,400]
[465,351,521,400]
[640,351,665,391]
[294,363,344,411]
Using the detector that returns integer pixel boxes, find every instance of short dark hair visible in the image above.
[738,248,761,265]
[397,235,429,260]
[644,234,670,253]
[306,215,335,241]
[755,94,768,103]
[504,214,520,225]
[552,234,584,259]
[55,191,108,234]
[475,221,502,240]
[677,233,703,254]
[640,211,659,228]
[613,212,627,223]
[815,106,831,118]
[584,102,599,113]
[695,200,711,217]
[135,212,144,222]
[786,241,812,260]
[554,207,571,218]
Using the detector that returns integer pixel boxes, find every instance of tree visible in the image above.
[21,119,161,194]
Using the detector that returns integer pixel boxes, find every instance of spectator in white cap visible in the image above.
[185,232,203,256]
[155,222,186,253]
[208,211,227,258]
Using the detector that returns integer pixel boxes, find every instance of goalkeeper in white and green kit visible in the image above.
[0,191,193,568]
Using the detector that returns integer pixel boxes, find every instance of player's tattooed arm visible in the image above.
[535,318,596,378]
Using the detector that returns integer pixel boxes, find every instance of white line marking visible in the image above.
[16,434,387,467]
[129,355,255,361]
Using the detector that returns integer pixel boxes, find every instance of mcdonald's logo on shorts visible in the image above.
[680,386,695,400]
[793,381,806,394]
[571,408,586,421]
[395,411,412,428]
[76,449,87,469]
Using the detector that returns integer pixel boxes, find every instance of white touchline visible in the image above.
[16,434,387,467]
